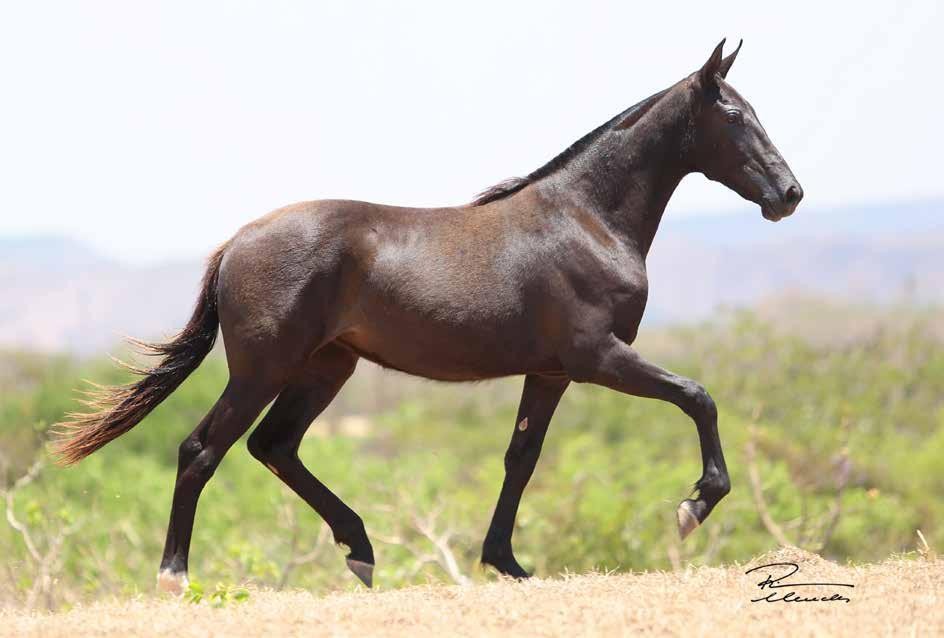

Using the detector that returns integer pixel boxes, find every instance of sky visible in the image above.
[1,1,942,263]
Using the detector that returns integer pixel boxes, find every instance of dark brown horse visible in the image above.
[55,40,802,592]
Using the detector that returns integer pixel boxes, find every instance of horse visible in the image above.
[54,39,802,593]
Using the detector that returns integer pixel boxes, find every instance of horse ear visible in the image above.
[697,38,726,92]
[718,39,742,79]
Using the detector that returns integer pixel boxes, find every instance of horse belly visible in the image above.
[337,301,557,381]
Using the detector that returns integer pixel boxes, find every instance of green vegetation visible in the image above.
[1,306,941,610]
[185,581,250,607]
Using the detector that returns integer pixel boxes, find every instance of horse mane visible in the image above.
[469,88,670,207]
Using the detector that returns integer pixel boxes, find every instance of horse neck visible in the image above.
[550,85,696,257]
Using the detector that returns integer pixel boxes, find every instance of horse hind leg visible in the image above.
[246,344,374,586]
[157,376,280,594]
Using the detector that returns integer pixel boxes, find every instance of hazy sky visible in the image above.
[2,1,942,263]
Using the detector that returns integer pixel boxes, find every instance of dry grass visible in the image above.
[2,549,941,637]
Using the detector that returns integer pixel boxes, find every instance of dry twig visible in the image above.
[276,503,333,590]
[1,459,80,609]
[374,498,470,585]
[745,426,792,547]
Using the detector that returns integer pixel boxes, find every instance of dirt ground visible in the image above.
[2,548,941,637]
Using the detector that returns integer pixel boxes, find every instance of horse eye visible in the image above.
[726,110,743,124]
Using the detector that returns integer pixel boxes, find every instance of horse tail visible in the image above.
[52,242,229,465]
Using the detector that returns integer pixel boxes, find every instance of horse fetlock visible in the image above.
[481,530,528,577]
[678,470,730,540]
[335,520,374,564]
[481,537,512,565]
[696,471,731,501]
[481,543,529,579]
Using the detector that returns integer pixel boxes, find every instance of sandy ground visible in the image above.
[2,548,941,637]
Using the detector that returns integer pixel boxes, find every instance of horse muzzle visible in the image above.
[761,182,803,222]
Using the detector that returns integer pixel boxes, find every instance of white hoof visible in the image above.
[676,500,701,541]
[157,569,190,595]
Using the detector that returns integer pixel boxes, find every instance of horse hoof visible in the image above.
[481,554,531,579]
[156,568,189,595]
[676,500,700,541]
[346,558,374,588]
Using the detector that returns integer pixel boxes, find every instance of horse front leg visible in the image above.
[482,374,569,578]
[565,335,730,539]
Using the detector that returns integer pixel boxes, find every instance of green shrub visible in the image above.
[1,307,941,609]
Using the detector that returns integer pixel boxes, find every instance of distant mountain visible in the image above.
[658,199,943,245]
[0,238,202,353]
[0,235,108,270]
[1,199,941,353]
[645,199,943,324]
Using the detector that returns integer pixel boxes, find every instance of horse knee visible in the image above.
[503,447,522,472]
[682,381,717,422]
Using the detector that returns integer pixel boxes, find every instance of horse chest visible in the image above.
[592,259,650,343]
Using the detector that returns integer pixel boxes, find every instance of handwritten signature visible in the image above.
[745,562,853,603]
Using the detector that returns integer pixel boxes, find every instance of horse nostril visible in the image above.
[784,184,803,205]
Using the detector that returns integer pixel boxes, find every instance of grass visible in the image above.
[4,305,944,622]
[3,549,941,637]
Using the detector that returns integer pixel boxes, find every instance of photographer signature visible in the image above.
[745,562,853,603]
